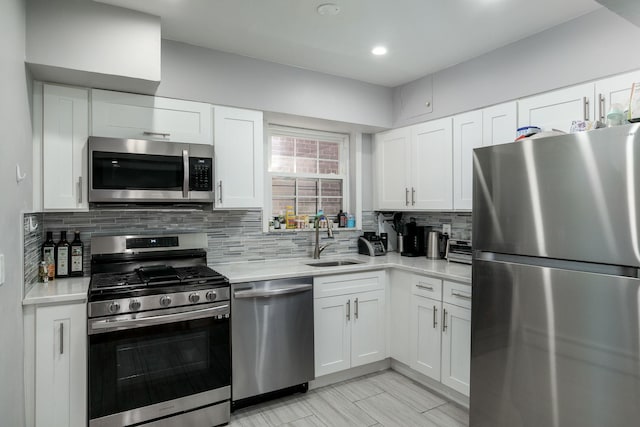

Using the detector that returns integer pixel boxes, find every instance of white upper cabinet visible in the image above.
[595,70,640,122]
[411,118,453,210]
[91,89,213,145]
[452,111,482,211]
[482,101,517,146]
[518,83,595,133]
[42,84,89,211]
[213,106,263,209]
[374,127,411,210]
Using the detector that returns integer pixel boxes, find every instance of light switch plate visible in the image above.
[0,253,4,286]
[442,224,451,235]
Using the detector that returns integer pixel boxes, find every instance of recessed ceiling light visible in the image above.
[371,46,387,56]
[317,3,341,16]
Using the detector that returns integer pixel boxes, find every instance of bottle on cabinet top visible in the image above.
[55,231,71,278]
[70,231,84,277]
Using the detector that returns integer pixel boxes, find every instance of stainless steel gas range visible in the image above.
[87,233,230,427]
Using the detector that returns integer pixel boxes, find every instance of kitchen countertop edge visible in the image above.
[23,277,90,306]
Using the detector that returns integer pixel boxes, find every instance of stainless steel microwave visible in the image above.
[88,136,214,203]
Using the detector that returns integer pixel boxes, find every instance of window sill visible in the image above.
[267,227,361,233]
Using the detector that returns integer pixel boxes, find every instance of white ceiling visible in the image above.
[96,0,602,87]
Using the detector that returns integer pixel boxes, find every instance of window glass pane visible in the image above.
[272,136,294,156]
[298,198,318,216]
[295,157,318,174]
[319,141,340,161]
[320,179,342,197]
[295,139,318,159]
[319,160,339,175]
[321,198,343,218]
[298,179,318,197]
[272,177,296,197]
[272,198,295,217]
[271,155,294,173]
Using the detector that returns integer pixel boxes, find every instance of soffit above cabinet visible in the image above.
[596,0,640,27]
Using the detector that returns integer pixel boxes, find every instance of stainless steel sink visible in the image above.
[306,260,365,267]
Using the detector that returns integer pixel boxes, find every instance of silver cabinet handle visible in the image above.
[143,131,171,138]
[354,298,359,319]
[77,176,82,204]
[59,323,64,355]
[346,299,351,321]
[218,180,223,204]
[433,306,438,328]
[182,149,189,198]
[442,308,448,332]
[583,96,590,121]
[599,93,606,121]
[416,284,434,291]
[405,188,409,206]
[451,291,472,300]
[412,187,416,206]
[234,284,312,299]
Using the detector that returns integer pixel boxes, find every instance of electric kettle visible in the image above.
[426,231,449,259]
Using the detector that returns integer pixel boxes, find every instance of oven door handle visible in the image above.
[234,284,312,299]
[182,149,189,199]
[88,304,229,335]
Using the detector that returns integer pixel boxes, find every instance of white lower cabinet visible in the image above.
[314,271,386,377]
[402,273,471,397]
[27,302,87,427]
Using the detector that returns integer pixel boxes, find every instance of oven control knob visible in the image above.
[129,299,141,311]
[206,291,217,301]
[108,301,120,314]
[160,296,172,307]
[189,293,200,303]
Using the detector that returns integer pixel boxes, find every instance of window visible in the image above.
[267,126,348,226]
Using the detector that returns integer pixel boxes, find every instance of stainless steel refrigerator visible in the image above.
[471,124,640,427]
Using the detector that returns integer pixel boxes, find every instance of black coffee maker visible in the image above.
[401,222,430,257]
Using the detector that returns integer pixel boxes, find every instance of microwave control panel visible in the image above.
[189,158,213,191]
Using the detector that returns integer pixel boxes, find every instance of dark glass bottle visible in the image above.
[55,231,71,278]
[337,210,347,228]
[70,231,84,277]
[41,231,56,280]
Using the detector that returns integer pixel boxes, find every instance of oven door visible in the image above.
[88,302,230,427]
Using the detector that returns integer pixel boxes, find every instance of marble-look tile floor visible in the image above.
[230,370,469,427]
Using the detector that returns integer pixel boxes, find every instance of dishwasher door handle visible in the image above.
[234,284,313,298]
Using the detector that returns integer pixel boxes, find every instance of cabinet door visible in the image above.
[595,70,640,122]
[441,302,471,396]
[453,111,482,211]
[374,128,411,210]
[314,295,351,377]
[411,118,453,210]
[213,106,263,208]
[91,89,213,145]
[43,84,89,211]
[482,101,517,146]
[35,303,87,427]
[518,83,595,133]
[389,270,412,365]
[410,295,442,381]
[350,290,386,368]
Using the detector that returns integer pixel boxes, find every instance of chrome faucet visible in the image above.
[313,216,334,259]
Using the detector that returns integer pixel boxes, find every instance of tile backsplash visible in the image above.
[24,209,378,290]
[23,209,471,293]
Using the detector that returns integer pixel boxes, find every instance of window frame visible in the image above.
[265,125,350,231]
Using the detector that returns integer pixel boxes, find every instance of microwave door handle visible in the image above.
[183,149,189,198]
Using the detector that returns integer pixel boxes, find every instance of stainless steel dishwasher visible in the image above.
[231,276,314,406]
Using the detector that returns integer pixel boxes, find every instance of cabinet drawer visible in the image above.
[443,281,472,309]
[411,275,442,300]
[314,271,385,299]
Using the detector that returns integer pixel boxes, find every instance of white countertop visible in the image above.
[21,254,471,306]
[212,253,471,284]
[23,277,90,306]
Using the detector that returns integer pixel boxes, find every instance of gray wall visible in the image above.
[1,0,30,425]
[157,40,393,129]
[26,0,161,91]
[393,8,640,127]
